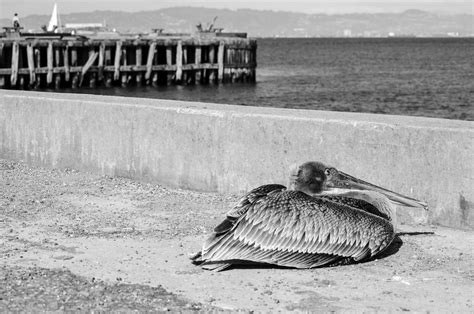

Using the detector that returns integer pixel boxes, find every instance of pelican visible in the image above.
[191,161,428,271]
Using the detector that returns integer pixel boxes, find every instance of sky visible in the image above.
[0,0,472,19]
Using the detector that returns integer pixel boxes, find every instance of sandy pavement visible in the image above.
[1,159,473,312]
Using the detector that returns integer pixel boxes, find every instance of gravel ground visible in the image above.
[0,159,473,312]
[0,159,232,312]
[1,266,206,312]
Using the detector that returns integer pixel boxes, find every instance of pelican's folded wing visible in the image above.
[201,190,395,269]
[210,184,287,236]
[192,184,286,264]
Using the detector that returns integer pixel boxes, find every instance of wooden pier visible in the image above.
[0,30,257,89]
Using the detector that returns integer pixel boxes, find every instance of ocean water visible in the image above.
[60,38,474,120]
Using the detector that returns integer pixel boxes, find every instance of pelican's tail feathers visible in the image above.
[189,251,203,264]
[201,262,232,272]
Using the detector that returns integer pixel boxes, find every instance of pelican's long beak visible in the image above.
[326,171,428,210]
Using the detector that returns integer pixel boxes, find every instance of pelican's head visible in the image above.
[289,161,428,210]
[288,161,328,195]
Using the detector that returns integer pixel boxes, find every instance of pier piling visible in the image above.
[176,41,183,82]
[26,44,35,85]
[46,42,53,85]
[10,42,19,86]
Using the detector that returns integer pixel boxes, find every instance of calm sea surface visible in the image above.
[60,38,474,120]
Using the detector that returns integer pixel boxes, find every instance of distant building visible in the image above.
[63,23,109,34]
[65,23,105,30]
[343,29,352,37]
[363,30,381,37]
[293,28,306,36]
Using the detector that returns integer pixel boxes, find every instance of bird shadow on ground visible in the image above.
[367,235,403,261]
[397,231,435,236]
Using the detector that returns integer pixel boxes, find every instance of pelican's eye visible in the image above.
[325,168,337,177]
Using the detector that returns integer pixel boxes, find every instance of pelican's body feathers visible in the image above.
[192,184,394,271]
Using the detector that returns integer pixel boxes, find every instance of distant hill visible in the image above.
[1,7,472,37]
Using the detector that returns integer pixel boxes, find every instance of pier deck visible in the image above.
[0,31,257,89]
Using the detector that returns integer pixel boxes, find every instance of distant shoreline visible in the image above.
[1,7,472,38]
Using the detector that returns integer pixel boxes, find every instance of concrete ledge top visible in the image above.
[2,90,472,131]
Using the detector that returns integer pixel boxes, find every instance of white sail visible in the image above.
[47,3,59,32]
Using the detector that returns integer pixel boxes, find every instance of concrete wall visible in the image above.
[1,90,473,229]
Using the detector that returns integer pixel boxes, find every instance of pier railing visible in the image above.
[0,33,257,89]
